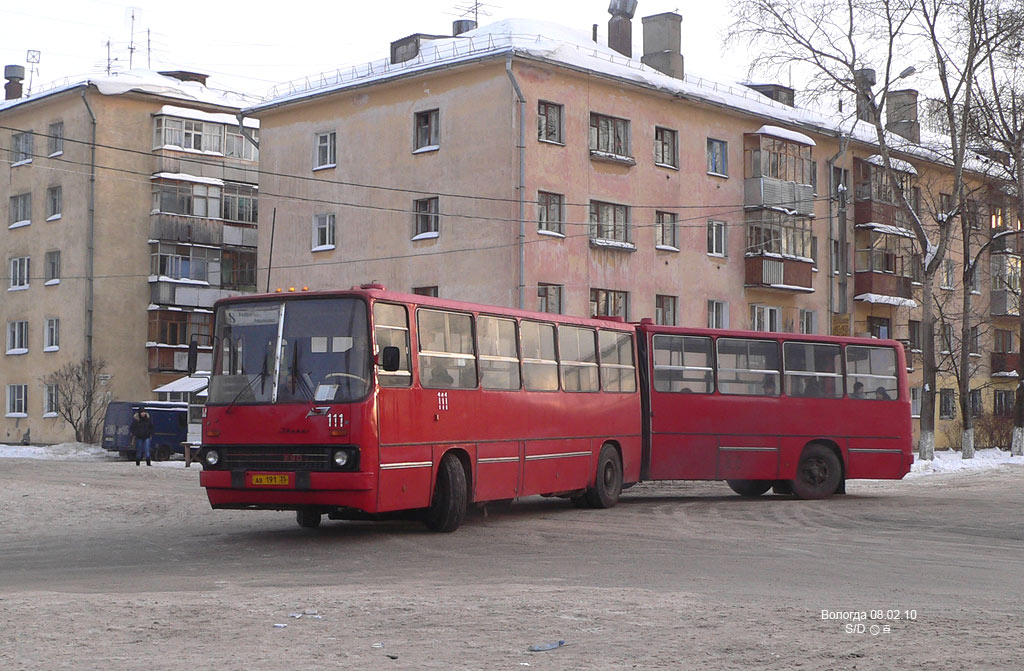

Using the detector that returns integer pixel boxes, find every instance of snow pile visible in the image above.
[0,442,110,460]
[908,447,1024,478]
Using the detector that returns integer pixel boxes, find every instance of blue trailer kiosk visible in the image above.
[101,401,188,460]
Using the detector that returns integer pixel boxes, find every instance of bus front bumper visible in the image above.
[199,470,376,510]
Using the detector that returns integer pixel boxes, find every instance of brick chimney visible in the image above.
[4,65,25,100]
[608,0,638,58]
[886,89,920,143]
[641,12,683,80]
[854,68,876,122]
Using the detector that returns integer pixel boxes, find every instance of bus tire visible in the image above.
[791,443,843,500]
[424,453,467,533]
[296,509,322,528]
[584,444,623,509]
[726,479,773,497]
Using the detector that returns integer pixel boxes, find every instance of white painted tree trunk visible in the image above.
[961,428,974,459]
[918,430,935,461]
[1012,426,1024,457]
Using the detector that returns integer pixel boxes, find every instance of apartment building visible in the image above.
[1,69,259,444]
[247,9,1011,449]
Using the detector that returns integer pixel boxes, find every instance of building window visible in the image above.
[44,318,59,350]
[992,255,1022,293]
[590,288,628,319]
[970,389,983,418]
[751,135,816,185]
[969,326,980,354]
[538,101,563,143]
[152,180,222,218]
[909,320,921,349]
[537,192,564,235]
[799,309,816,334]
[589,200,629,243]
[707,138,728,176]
[43,383,58,416]
[995,389,1015,417]
[46,186,62,220]
[414,197,439,237]
[866,316,890,340]
[221,183,257,223]
[939,389,955,419]
[655,295,677,326]
[708,300,728,329]
[940,323,953,353]
[910,387,921,417]
[414,109,440,150]
[589,113,630,157]
[12,132,33,163]
[149,311,211,347]
[6,384,27,416]
[312,213,335,250]
[537,283,562,313]
[707,219,727,256]
[45,251,60,283]
[47,122,63,156]
[150,243,219,283]
[153,117,223,153]
[750,304,781,332]
[9,256,30,289]
[654,127,678,168]
[9,193,31,227]
[995,329,1013,353]
[656,211,677,248]
[221,250,257,291]
[7,320,28,353]
[942,258,955,288]
[314,131,336,169]
[746,211,812,258]
[413,286,438,297]
[226,127,258,161]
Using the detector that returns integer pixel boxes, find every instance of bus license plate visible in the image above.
[249,473,292,487]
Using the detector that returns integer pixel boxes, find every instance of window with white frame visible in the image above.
[44,318,59,350]
[994,389,1015,417]
[940,323,953,353]
[537,283,563,313]
[48,122,63,156]
[221,183,257,223]
[589,200,630,242]
[45,251,60,283]
[153,117,222,152]
[939,389,955,419]
[313,213,335,250]
[750,304,781,332]
[654,127,678,168]
[9,256,29,289]
[414,109,440,150]
[746,211,812,257]
[942,258,955,288]
[589,113,630,157]
[992,255,1021,292]
[44,383,58,416]
[590,288,628,319]
[707,138,728,175]
[314,131,336,168]
[538,191,564,235]
[226,127,258,161]
[970,389,983,417]
[910,387,921,417]
[150,243,219,282]
[538,101,563,143]
[799,309,816,334]
[707,219,727,256]
[152,180,222,218]
[6,384,27,416]
[414,197,439,236]
[9,193,30,227]
[12,132,33,163]
[656,211,677,248]
[46,186,61,220]
[656,295,677,326]
[7,320,28,353]
[708,300,728,329]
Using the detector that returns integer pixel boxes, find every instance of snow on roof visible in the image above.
[855,222,917,239]
[754,125,816,146]
[158,104,259,128]
[865,154,918,175]
[151,172,225,186]
[152,376,208,394]
[854,293,918,308]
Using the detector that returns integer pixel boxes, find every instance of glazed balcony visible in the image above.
[743,149,816,217]
[991,289,1020,317]
[990,227,1023,255]
[744,254,813,291]
[854,271,914,299]
[991,352,1021,376]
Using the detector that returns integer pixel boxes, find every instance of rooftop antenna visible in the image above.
[26,50,40,95]
[128,8,136,69]
[449,1,497,24]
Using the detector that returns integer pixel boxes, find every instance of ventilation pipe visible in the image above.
[4,65,25,100]
[886,89,920,143]
[854,68,876,122]
[641,12,683,79]
[607,0,638,58]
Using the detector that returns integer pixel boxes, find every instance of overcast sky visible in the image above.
[0,0,756,100]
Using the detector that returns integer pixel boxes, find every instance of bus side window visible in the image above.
[558,326,599,392]
[418,309,477,390]
[716,338,780,396]
[783,342,842,398]
[373,303,412,387]
[521,321,558,391]
[478,316,521,390]
[652,335,713,393]
[599,330,636,392]
[846,345,898,400]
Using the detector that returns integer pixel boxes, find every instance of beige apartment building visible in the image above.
[248,7,1019,449]
[1,69,259,444]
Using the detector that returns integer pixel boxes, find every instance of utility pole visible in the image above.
[128,9,136,69]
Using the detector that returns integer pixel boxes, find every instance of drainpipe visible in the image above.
[81,89,97,435]
[505,57,526,309]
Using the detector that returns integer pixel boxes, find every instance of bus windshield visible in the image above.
[208,298,371,405]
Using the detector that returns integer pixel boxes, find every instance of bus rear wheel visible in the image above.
[424,453,467,532]
[584,444,623,509]
[791,444,842,500]
[296,509,322,528]
[726,479,773,497]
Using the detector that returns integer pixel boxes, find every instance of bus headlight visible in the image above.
[204,449,220,466]
[333,449,349,467]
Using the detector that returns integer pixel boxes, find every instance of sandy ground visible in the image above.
[2,457,1023,670]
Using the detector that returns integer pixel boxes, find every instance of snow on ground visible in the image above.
[908,447,1024,478]
[0,442,187,467]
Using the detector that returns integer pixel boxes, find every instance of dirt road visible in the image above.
[1,459,1022,670]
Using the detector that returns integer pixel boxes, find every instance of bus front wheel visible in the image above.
[726,479,773,497]
[791,444,842,500]
[584,444,623,509]
[296,509,322,528]
[424,453,467,533]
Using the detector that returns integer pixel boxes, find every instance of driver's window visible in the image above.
[374,303,411,387]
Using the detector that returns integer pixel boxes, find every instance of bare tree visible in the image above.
[40,359,112,444]
[729,0,999,459]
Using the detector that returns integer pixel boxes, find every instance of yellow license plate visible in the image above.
[249,473,292,487]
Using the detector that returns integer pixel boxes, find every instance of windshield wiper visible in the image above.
[225,342,270,414]
[288,345,318,404]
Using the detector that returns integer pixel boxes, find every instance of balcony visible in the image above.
[744,255,813,291]
[744,177,815,217]
[991,227,1023,255]
[991,352,1021,376]
[150,213,223,245]
[991,289,1020,317]
[854,271,914,299]
[853,199,917,228]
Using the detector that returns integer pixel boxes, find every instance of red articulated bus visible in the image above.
[191,284,912,531]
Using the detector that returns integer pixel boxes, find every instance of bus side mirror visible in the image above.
[187,336,199,375]
[381,346,401,372]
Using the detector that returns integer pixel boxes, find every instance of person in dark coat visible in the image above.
[130,407,154,466]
